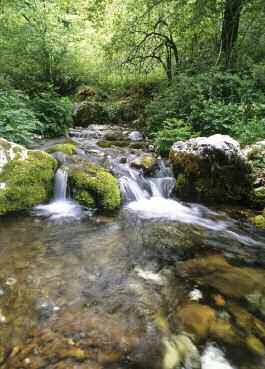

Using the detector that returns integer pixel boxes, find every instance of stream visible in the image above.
[0,125,265,369]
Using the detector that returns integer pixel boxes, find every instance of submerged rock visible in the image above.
[1,309,162,369]
[169,134,253,204]
[162,334,201,369]
[68,158,121,211]
[0,138,57,215]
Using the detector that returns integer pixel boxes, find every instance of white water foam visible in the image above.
[126,197,227,231]
[34,200,87,222]
[201,345,236,369]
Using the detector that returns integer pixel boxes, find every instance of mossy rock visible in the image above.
[0,150,57,215]
[252,214,265,228]
[97,140,130,149]
[47,143,77,156]
[170,135,253,205]
[130,154,158,175]
[68,160,121,211]
[250,187,265,209]
[73,100,108,127]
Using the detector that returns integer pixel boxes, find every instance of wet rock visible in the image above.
[228,304,265,340]
[252,213,265,228]
[0,138,57,215]
[128,131,143,142]
[175,303,216,340]
[246,292,265,318]
[97,140,130,149]
[47,143,77,156]
[2,309,162,369]
[177,255,265,300]
[162,334,201,369]
[175,302,240,347]
[169,134,253,204]
[246,335,265,356]
[244,141,265,208]
[130,154,158,175]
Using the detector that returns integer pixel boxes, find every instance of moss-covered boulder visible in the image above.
[0,138,57,215]
[169,134,253,204]
[47,143,77,156]
[252,213,265,228]
[73,101,108,127]
[68,159,121,211]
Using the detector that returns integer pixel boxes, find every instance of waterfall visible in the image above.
[119,176,149,202]
[54,168,68,200]
[118,160,176,203]
[33,167,86,221]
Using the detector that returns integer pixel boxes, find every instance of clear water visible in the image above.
[1,128,265,368]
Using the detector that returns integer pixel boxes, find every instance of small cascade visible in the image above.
[54,168,68,200]
[117,159,176,203]
[119,176,149,202]
[33,168,88,222]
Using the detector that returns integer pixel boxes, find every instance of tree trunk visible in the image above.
[166,43,173,83]
[221,0,243,68]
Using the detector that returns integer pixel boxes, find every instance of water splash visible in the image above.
[33,168,88,222]
[201,344,236,369]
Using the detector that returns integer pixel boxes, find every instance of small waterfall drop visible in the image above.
[33,168,88,222]
[54,168,68,200]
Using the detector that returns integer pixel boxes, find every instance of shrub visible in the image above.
[0,89,42,145]
[30,91,73,138]
[146,71,265,145]
[154,118,194,155]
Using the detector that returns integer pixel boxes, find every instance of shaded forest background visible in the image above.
[1,0,265,153]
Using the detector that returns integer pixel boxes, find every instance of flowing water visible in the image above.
[1,126,265,369]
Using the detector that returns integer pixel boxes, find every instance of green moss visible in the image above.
[0,151,57,215]
[69,161,121,211]
[74,190,96,208]
[253,215,265,228]
[47,143,77,156]
[97,140,130,148]
[175,174,186,189]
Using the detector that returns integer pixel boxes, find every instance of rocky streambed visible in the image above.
[0,125,265,369]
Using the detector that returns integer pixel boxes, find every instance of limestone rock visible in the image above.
[169,134,253,204]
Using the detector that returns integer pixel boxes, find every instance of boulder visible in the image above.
[0,138,57,215]
[128,131,143,142]
[169,134,253,204]
[130,154,158,175]
[67,158,121,211]
[245,141,265,208]
[73,101,108,127]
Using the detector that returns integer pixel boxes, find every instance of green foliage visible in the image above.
[0,89,73,145]
[0,89,42,145]
[146,72,265,146]
[30,91,73,137]
[154,118,194,156]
